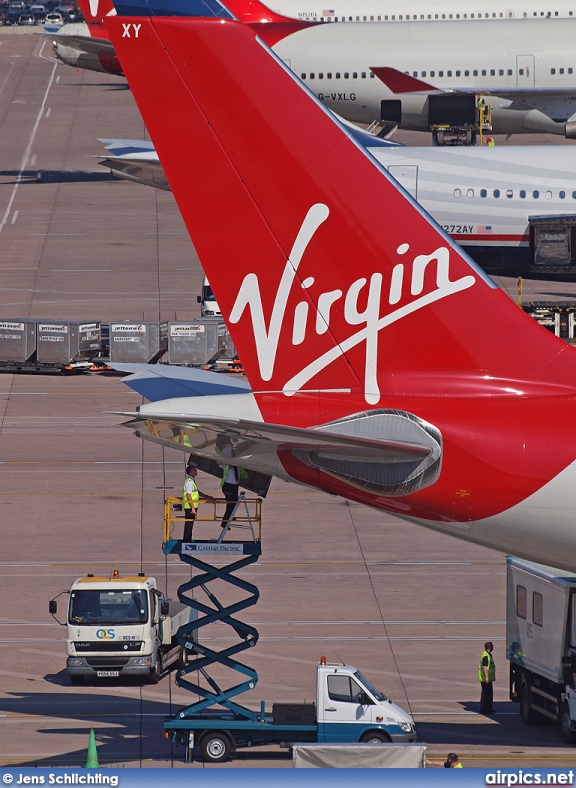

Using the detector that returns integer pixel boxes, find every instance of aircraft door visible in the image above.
[516,55,535,86]
[388,165,418,200]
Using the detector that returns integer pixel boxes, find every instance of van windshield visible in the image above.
[202,284,216,302]
[354,670,387,702]
[69,589,148,625]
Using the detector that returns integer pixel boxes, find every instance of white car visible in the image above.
[44,12,64,25]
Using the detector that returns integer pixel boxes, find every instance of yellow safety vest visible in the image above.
[478,650,495,682]
[183,476,199,510]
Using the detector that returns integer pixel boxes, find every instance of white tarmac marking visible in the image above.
[0,61,14,101]
[56,75,60,83]
[45,107,50,118]
[0,59,57,234]
[10,210,18,225]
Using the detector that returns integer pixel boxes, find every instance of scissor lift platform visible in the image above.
[163,492,263,723]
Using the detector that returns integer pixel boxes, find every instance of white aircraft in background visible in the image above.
[106,4,576,572]
[98,137,576,277]
[273,0,576,20]
[53,0,576,139]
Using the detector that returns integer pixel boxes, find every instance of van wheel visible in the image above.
[176,646,187,671]
[561,704,576,743]
[200,731,233,763]
[520,683,539,725]
[360,731,391,744]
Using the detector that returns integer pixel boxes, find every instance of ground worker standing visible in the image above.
[220,463,240,530]
[479,641,496,714]
[182,465,200,541]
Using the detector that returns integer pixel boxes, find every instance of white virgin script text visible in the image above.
[229,203,476,404]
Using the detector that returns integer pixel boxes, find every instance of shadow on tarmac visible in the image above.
[0,170,118,184]
[0,674,292,767]
[2,677,570,766]
[416,700,570,749]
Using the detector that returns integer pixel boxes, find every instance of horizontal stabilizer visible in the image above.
[52,32,117,56]
[113,362,251,401]
[123,403,442,496]
[99,156,170,189]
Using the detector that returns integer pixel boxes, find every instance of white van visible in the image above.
[197,276,221,317]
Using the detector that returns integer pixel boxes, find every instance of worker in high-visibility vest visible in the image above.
[445,753,463,768]
[478,641,496,714]
[220,463,240,530]
[182,465,200,541]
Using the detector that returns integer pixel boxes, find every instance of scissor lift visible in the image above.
[162,493,263,729]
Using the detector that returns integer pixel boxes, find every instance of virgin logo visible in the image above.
[229,203,476,405]
[88,0,116,19]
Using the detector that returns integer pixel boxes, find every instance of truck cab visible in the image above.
[50,572,192,685]
[316,661,415,743]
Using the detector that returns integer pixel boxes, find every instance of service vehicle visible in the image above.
[49,571,194,685]
[167,658,416,762]
[197,276,221,317]
[507,557,576,741]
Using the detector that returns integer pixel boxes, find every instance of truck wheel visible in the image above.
[70,675,83,686]
[200,731,232,763]
[360,731,391,744]
[520,683,539,725]
[148,653,161,684]
[561,704,576,744]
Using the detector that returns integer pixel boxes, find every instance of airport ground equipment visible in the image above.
[507,557,576,741]
[49,571,193,684]
[162,498,415,763]
[168,319,227,366]
[428,94,493,146]
[529,215,576,276]
[109,321,168,363]
[0,319,101,372]
[522,302,576,342]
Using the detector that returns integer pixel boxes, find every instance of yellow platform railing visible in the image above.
[163,495,262,543]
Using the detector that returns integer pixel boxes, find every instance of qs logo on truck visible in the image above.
[96,628,115,640]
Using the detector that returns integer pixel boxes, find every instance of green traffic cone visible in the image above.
[85,728,99,769]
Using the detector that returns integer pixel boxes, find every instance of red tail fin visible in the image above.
[76,0,116,37]
[106,16,576,417]
[221,0,301,23]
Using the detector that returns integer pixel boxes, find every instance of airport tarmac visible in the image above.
[1,32,576,770]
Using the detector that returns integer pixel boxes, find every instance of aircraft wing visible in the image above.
[372,66,576,122]
[51,33,123,75]
[122,403,442,498]
[97,119,400,188]
[52,32,117,56]
[99,155,170,189]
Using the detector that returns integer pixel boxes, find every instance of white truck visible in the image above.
[49,572,194,685]
[166,658,416,763]
[197,277,221,317]
[507,557,576,741]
